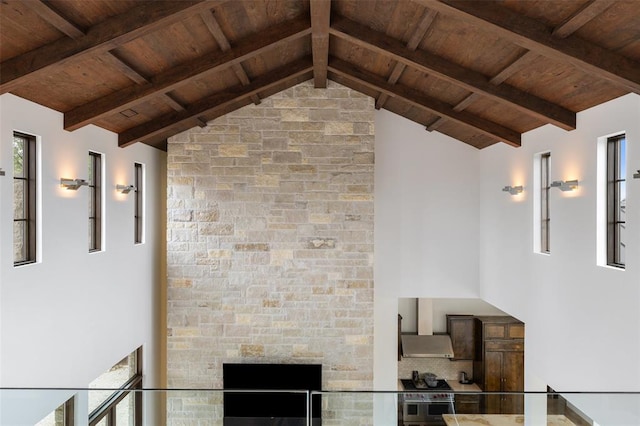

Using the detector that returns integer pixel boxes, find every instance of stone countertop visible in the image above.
[445,379,481,392]
[398,379,482,392]
[442,414,576,426]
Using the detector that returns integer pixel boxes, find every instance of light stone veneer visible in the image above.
[167,81,375,424]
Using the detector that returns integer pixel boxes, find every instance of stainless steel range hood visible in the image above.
[401,334,454,358]
[401,298,455,358]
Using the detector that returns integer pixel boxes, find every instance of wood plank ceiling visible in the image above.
[1,0,639,151]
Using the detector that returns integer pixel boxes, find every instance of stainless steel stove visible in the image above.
[400,379,454,426]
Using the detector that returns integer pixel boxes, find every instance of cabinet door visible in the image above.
[483,351,503,414]
[501,350,524,414]
[448,316,474,360]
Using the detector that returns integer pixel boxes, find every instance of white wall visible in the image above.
[478,94,640,423]
[373,110,481,390]
[374,96,640,424]
[0,94,166,425]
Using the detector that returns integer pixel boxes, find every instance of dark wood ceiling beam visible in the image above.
[22,0,85,39]
[330,15,575,131]
[162,93,187,112]
[427,0,607,131]
[199,10,260,105]
[376,8,438,109]
[310,0,331,88]
[328,57,521,147]
[118,58,313,147]
[427,50,539,131]
[553,0,615,38]
[65,16,311,131]
[100,51,150,85]
[0,1,218,94]
[422,0,640,93]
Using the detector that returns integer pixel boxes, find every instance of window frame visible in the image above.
[89,347,143,426]
[540,152,551,254]
[134,162,144,244]
[606,134,626,268]
[88,151,103,252]
[13,131,37,266]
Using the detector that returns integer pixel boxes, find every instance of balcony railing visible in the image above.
[2,388,639,426]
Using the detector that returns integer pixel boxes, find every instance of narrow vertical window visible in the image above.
[134,162,144,244]
[88,152,102,252]
[607,134,626,268]
[540,153,551,254]
[13,132,37,265]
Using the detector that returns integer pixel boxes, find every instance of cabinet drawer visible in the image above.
[456,394,480,404]
[485,340,524,351]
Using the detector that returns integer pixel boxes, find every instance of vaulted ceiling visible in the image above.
[1,0,639,151]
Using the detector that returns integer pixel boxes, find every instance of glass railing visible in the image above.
[2,388,639,426]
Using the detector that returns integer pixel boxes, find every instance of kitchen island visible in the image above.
[442,414,576,425]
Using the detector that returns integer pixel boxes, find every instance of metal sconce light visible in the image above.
[502,185,523,195]
[60,178,88,190]
[633,170,640,179]
[0,168,5,176]
[116,184,136,194]
[550,180,578,192]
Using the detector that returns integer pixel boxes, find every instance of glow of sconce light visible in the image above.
[550,180,578,192]
[116,184,136,194]
[502,185,523,195]
[60,178,88,190]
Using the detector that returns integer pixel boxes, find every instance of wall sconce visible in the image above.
[633,170,640,179]
[0,168,5,176]
[502,185,523,195]
[60,178,88,190]
[550,180,578,191]
[116,184,136,194]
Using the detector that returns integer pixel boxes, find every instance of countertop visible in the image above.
[442,414,576,426]
[446,379,481,392]
[397,379,482,392]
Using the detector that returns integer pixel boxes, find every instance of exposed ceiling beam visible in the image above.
[65,16,311,131]
[199,10,261,105]
[330,15,575,131]
[422,0,640,93]
[552,0,615,39]
[21,0,84,39]
[100,51,150,85]
[376,8,438,109]
[118,58,313,147]
[310,0,331,88]
[328,57,521,147]
[427,50,540,131]
[426,0,600,133]
[162,93,187,112]
[0,1,218,94]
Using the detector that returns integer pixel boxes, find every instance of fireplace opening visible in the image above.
[223,363,322,426]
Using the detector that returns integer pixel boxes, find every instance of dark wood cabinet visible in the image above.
[473,316,525,414]
[446,314,475,360]
[454,393,481,414]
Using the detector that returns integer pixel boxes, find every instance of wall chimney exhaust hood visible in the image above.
[401,298,455,358]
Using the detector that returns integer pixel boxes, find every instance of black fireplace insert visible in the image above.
[223,363,322,426]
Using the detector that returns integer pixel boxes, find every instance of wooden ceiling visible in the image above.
[1,0,639,151]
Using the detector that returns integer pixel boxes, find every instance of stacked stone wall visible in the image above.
[167,81,375,424]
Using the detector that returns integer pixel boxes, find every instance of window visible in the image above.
[607,134,626,268]
[13,131,37,265]
[134,163,143,244]
[540,153,551,253]
[89,347,143,426]
[35,397,74,426]
[88,152,102,252]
